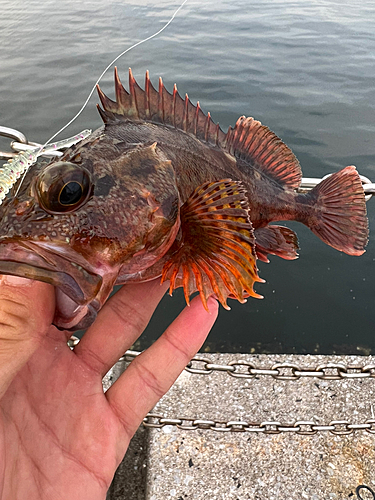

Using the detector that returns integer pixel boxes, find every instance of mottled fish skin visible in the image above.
[101,119,297,224]
[0,69,368,329]
[0,129,181,329]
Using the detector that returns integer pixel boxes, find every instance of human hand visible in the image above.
[0,277,218,500]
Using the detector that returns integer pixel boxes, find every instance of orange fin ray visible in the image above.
[254,225,299,263]
[226,116,302,189]
[161,179,263,310]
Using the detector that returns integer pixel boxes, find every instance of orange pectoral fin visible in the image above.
[161,179,264,310]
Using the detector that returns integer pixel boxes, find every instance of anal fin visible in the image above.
[255,225,299,263]
[161,180,264,310]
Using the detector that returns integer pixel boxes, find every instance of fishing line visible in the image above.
[42,0,188,150]
[12,0,188,197]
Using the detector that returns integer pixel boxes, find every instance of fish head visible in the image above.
[0,132,180,330]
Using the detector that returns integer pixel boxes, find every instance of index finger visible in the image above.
[105,295,218,439]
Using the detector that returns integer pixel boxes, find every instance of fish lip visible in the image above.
[0,238,102,328]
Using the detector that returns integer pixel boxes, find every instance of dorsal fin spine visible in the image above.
[158,77,164,123]
[128,68,139,118]
[96,84,116,114]
[183,94,189,132]
[194,101,200,136]
[145,70,151,119]
[114,67,122,108]
[228,127,235,154]
[96,103,109,123]
[223,126,232,149]
[204,111,211,142]
[114,67,129,113]
[215,123,220,146]
[96,68,227,144]
[172,84,178,128]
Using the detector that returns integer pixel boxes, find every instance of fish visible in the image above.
[0,68,368,330]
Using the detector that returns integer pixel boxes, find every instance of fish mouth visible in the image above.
[0,239,103,330]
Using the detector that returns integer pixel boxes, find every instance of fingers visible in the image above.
[0,276,55,398]
[105,295,218,440]
[74,279,169,376]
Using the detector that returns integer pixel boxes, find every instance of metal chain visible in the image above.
[119,350,375,435]
[143,414,375,435]
[120,350,375,381]
[73,343,375,436]
[1,126,374,201]
[0,126,91,160]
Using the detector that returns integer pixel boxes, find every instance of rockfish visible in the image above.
[0,69,368,330]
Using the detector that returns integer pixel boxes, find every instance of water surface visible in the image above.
[1,0,374,353]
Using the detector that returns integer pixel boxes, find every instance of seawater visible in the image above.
[1,0,374,353]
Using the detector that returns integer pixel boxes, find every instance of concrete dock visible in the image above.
[105,354,375,499]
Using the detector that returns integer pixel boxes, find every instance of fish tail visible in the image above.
[301,165,368,255]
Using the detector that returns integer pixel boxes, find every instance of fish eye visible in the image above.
[37,162,92,214]
[59,181,83,206]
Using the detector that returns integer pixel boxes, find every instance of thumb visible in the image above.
[0,276,55,398]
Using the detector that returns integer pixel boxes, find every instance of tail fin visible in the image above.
[303,165,368,256]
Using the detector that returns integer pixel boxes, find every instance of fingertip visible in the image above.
[190,294,219,317]
[206,296,219,316]
[181,295,218,339]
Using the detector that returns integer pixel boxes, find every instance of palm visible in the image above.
[0,280,218,500]
[1,326,125,500]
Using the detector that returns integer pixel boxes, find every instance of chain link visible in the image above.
[176,355,375,380]
[107,348,375,380]
[74,336,375,436]
[143,414,375,435]
[126,349,375,436]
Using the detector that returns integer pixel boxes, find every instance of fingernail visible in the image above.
[207,296,219,311]
[0,275,34,287]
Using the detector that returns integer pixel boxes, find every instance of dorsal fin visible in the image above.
[225,116,302,189]
[96,68,302,189]
[96,67,225,147]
